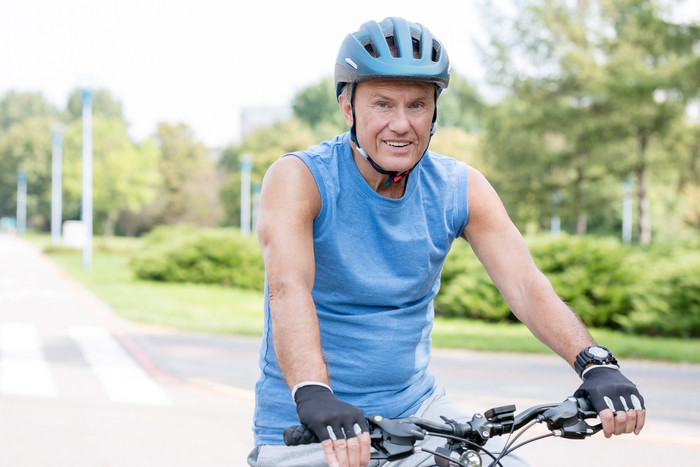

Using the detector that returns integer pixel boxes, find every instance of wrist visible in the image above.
[574,345,619,377]
[291,381,332,403]
[581,363,620,379]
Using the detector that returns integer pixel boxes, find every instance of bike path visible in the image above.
[0,233,254,465]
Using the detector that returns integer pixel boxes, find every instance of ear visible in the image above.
[338,94,354,128]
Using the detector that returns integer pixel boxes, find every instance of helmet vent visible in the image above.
[386,36,399,58]
[361,38,379,58]
[431,40,441,62]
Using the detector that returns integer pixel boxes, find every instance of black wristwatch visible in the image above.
[574,345,618,377]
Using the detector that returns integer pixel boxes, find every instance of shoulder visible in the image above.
[260,154,321,220]
[462,166,512,240]
[421,151,469,186]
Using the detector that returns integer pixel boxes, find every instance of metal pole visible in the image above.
[240,155,253,236]
[16,170,27,234]
[252,182,261,235]
[622,173,634,243]
[51,124,65,247]
[551,192,561,237]
[81,89,93,271]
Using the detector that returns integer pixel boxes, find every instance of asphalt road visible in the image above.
[1,233,699,466]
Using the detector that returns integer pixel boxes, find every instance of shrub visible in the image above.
[436,235,642,328]
[435,241,514,321]
[526,235,641,328]
[130,225,265,290]
[618,252,700,338]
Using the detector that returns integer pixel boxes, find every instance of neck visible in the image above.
[350,144,407,198]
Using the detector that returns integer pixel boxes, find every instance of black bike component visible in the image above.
[283,423,319,445]
[434,445,483,467]
[543,397,602,439]
[484,404,516,424]
[367,414,426,461]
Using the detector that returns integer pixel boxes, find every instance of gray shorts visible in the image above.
[247,385,529,467]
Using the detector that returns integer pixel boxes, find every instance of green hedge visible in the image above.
[619,252,700,338]
[435,234,700,338]
[130,225,265,291]
[129,226,700,337]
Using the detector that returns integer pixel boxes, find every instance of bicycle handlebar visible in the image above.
[284,396,602,464]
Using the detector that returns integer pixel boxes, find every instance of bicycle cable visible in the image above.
[424,431,503,467]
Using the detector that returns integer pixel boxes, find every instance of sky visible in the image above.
[2,1,697,149]
[0,0,490,148]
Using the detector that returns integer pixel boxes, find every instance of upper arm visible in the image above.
[460,167,543,313]
[257,156,321,295]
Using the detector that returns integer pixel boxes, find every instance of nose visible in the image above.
[388,107,411,134]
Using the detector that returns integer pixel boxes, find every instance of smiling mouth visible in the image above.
[386,141,410,147]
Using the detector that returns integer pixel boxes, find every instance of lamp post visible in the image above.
[551,192,561,237]
[622,173,634,243]
[51,123,65,247]
[240,155,253,236]
[81,88,93,271]
[16,169,27,234]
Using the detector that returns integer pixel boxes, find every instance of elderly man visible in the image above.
[248,16,645,467]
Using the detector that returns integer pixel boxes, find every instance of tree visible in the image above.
[61,117,161,236]
[437,73,486,132]
[218,118,318,227]
[479,0,699,241]
[0,91,61,137]
[0,117,54,228]
[138,122,224,228]
[292,76,346,132]
[596,0,699,244]
[65,88,127,124]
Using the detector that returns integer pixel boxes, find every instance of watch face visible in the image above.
[588,346,609,358]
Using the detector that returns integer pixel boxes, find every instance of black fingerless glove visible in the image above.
[574,366,645,414]
[294,384,369,442]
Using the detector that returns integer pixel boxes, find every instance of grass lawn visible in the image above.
[28,233,700,363]
[43,242,264,337]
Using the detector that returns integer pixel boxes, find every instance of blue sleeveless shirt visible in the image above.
[253,132,469,445]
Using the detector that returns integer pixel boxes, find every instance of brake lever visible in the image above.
[544,397,602,439]
[368,414,425,461]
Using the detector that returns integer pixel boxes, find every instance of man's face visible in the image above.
[341,80,436,174]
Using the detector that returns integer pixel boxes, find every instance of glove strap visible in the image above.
[581,363,620,379]
[291,381,333,403]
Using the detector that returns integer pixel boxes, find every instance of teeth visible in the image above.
[387,141,409,147]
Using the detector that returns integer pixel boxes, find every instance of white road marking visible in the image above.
[0,323,57,397]
[69,325,170,406]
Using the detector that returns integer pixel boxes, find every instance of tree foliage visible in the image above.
[65,88,127,123]
[479,0,700,242]
[61,117,161,236]
[0,117,54,228]
[292,76,346,132]
[0,91,61,138]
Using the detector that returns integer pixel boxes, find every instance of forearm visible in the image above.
[269,284,329,389]
[510,272,594,367]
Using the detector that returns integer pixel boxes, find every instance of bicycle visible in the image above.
[284,396,602,466]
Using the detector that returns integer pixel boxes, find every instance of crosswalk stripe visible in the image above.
[69,325,171,406]
[0,323,57,397]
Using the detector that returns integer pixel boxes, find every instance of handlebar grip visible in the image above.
[283,424,319,446]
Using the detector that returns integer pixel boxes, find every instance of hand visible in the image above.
[574,366,646,438]
[294,384,371,467]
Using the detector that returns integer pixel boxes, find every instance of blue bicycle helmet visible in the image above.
[334,17,451,186]
[334,17,450,100]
